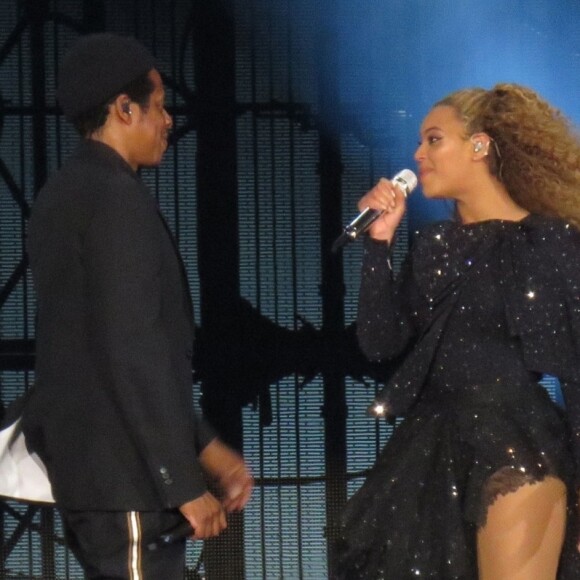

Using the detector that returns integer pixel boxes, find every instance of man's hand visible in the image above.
[200,438,254,512]
[179,491,226,540]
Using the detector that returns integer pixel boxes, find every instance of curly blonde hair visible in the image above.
[436,83,580,228]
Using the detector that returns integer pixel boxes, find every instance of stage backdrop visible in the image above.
[0,0,578,578]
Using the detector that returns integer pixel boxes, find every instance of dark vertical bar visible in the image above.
[192,0,245,577]
[27,0,48,195]
[316,0,347,576]
[82,0,106,33]
[0,502,4,578]
[25,0,55,576]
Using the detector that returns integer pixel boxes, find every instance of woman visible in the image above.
[333,84,580,579]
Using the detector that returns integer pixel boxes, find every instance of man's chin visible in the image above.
[140,157,164,169]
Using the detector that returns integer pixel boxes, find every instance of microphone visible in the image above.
[331,169,418,252]
[146,520,194,551]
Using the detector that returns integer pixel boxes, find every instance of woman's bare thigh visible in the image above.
[477,476,566,580]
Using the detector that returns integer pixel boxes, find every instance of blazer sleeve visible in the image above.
[84,180,209,507]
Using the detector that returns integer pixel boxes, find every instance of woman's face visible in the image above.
[414,105,476,200]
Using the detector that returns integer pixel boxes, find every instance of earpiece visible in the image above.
[122,102,131,115]
[473,141,484,153]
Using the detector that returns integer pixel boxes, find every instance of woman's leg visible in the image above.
[477,476,567,580]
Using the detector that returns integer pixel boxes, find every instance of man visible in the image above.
[22,33,252,578]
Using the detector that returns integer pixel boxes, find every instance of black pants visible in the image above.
[60,509,188,579]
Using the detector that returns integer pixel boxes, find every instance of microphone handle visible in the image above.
[331,208,383,253]
[146,520,194,551]
[344,207,383,240]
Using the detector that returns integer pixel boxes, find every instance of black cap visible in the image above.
[56,33,158,120]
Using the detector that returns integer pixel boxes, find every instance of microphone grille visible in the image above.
[392,169,418,197]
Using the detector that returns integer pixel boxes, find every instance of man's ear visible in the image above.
[113,95,132,122]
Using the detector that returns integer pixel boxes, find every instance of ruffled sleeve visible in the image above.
[503,216,580,483]
[552,222,580,483]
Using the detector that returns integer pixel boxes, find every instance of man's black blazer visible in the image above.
[22,140,214,511]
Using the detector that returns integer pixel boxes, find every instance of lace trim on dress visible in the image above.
[479,466,553,527]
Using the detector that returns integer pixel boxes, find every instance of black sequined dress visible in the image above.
[333,215,580,579]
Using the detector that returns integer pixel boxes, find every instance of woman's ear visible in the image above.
[470,133,491,157]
